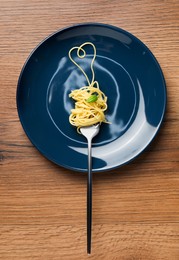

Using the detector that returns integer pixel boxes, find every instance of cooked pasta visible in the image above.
[68,42,108,132]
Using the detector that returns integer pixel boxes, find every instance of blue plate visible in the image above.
[17,23,166,172]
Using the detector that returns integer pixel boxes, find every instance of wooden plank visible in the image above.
[0,0,179,259]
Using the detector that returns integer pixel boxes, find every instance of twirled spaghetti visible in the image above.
[68,42,108,132]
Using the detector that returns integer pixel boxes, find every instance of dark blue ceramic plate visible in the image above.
[17,23,166,172]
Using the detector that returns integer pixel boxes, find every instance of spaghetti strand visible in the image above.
[68,42,108,132]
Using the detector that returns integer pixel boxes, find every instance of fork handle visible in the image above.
[87,139,92,254]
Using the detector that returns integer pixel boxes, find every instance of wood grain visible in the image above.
[0,0,179,259]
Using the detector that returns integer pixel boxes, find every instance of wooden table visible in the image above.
[1,0,179,259]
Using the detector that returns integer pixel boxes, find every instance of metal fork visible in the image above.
[80,124,100,254]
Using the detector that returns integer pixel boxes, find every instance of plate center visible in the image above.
[46,55,138,145]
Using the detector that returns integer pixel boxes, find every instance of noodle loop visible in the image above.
[68,42,108,132]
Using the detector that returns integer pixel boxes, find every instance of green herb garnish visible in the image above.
[86,94,98,103]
